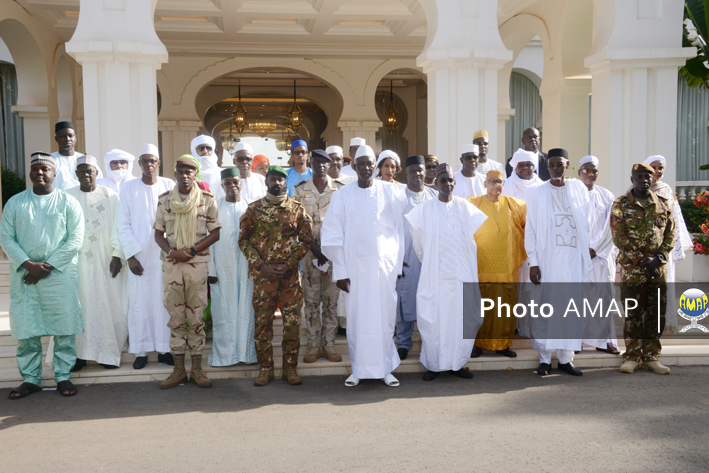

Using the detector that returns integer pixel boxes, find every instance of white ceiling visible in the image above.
[18,0,428,58]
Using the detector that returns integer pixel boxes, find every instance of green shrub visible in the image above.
[2,167,26,207]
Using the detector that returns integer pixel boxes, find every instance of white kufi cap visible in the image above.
[354,145,375,160]
[461,144,479,155]
[77,155,99,169]
[138,144,157,159]
[234,142,253,153]
[350,137,366,147]
[579,155,599,167]
[326,145,343,156]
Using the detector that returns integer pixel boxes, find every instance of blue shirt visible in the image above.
[286,167,313,197]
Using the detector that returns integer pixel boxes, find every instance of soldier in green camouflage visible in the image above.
[610,162,675,375]
[154,156,221,389]
[293,149,345,364]
[239,165,313,386]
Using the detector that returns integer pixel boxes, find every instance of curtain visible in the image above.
[505,72,542,160]
[676,75,709,182]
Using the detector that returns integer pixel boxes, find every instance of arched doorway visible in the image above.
[505,71,542,159]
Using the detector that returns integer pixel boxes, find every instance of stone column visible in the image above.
[158,120,202,177]
[11,105,51,186]
[416,0,512,166]
[337,120,382,153]
[65,0,167,177]
[540,78,592,164]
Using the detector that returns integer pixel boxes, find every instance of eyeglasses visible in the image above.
[236,157,252,163]
[197,145,213,152]
[425,164,438,170]
[581,168,599,175]
[140,159,158,165]
[110,160,129,166]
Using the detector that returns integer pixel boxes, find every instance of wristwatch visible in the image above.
[190,247,197,257]
[656,254,666,263]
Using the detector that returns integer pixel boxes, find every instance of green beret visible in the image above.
[221,167,240,180]
[266,165,288,179]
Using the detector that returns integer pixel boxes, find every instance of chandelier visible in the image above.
[276,126,296,152]
[249,121,276,138]
[223,123,237,156]
[288,80,302,133]
[385,80,398,134]
[233,80,247,134]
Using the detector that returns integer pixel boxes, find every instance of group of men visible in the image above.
[1,120,678,399]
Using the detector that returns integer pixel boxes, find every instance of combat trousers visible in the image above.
[163,260,208,355]
[621,282,666,362]
[253,269,303,369]
[301,252,339,348]
[17,335,75,386]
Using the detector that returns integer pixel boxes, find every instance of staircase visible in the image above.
[1,313,709,388]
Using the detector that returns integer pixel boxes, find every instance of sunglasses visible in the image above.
[110,160,129,166]
[425,164,438,170]
[292,150,309,156]
[197,145,213,152]
[140,158,158,165]
[236,157,252,163]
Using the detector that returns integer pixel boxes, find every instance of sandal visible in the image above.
[8,382,41,400]
[345,374,360,387]
[383,373,400,387]
[57,380,78,397]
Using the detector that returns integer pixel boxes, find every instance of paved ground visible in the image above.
[1,367,708,473]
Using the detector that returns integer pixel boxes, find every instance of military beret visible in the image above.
[175,156,199,170]
[266,165,288,179]
[632,163,655,174]
[311,149,331,162]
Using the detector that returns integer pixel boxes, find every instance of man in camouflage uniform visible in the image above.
[610,162,675,375]
[239,165,313,386]
[154,156,221,389]
[293,149,345,364]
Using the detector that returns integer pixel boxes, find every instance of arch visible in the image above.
[363,60,424,118]
[55,55,73,120]
[0,18,48,106]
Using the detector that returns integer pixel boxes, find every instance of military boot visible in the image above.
[321,346,342,362]
[641,360,671,374]
[189,354,212,388]
[254,368,275,387]
[303,347,320,363]
[282,366,302,385]
[160,354,187,389]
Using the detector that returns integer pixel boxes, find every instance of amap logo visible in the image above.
[678,288,709,333]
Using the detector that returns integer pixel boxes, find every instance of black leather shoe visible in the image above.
[337,327,347,337]
[132,356,148,370]
[158,353,174,365]
[558,362,583,376]
[471,346,483,358]
[397,347,409,360]
[496,348,517,358]
[422,370,439,381]
[449,368,474,379]
[101,364,120,370]
[70,358,87,372]
[536,363,551,376]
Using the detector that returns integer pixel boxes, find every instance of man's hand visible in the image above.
[311,245,329,267]
[127,256,144,276]
[261,263,287,279]
[22,261,50,279]
[589,248,597,259]
[336,278,350,293]
[530,266,542,285]
[397,262,410,280]
[170,248,194,263]
[638,257,661,279]
[110,257,123,278]
[208,276,218,285]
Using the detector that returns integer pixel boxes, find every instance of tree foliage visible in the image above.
[680,0,709,89]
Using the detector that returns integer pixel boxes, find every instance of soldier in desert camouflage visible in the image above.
[239,165,313,387]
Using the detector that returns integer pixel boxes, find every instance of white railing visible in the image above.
[677,181,709,200]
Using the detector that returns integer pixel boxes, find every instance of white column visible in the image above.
[585,0,694,196]
[540,78,592,163]
[337,120,382,153]
[11,105,51,186]
[65,0,167,177]
[417,0,511,166]
[158,120,202,176]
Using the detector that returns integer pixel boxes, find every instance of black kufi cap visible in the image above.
[548,148,569,159]
[55,121,75,133]
[405,155,426,167]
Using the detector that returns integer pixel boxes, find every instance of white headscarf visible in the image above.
[103,149,135,184]
[374,150,400,179]
[509,148,538,171]
[191,135,219,171]
[505,149,542,193]
[644,155,666,168]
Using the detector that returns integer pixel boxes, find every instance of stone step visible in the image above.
[1,344,708,389]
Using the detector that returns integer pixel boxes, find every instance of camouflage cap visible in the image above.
[632,163,654,174]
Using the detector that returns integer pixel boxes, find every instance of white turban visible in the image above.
[579,155,599,167]
[77,155,99,169]
[234,142,253,154]
[354,145,375,160]
[644,155,666,167]
[103,149,135,183]
[461,144,479,155]
[350,137,366,147]
[138,143,158,159]
[190,135,216,158]
[509,148,538,170]
[326,145,343,156]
